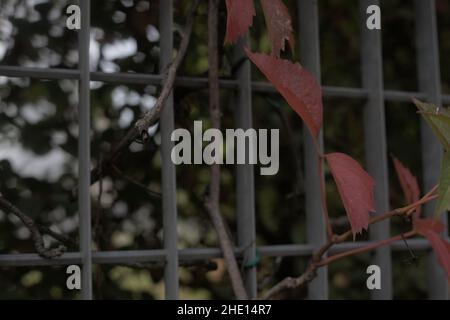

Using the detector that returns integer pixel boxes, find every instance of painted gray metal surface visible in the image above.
[234,38,257,298]
[78,0,92,300]
[159,0,179,300]
[360,0,392,300]
[0,238,440,266]
[298,0,328,300]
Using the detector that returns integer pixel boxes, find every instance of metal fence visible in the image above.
[0,0,449,300]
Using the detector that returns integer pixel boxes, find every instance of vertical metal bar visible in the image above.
[159,0,179,299]
[415,0,449,300]
[359,0,392,299]
[78,0,92,300]
[298,0,328,300]
[234,37,257,299]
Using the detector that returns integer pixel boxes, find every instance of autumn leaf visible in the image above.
[246,50,323,138]
[413,99,450,151]
[414,218,445,234]
[436,152,450,218]
[260,0,295,57]
[224,0,255,44]
[424,232,450,283]
[326,153,376,238]
[415,219,450,283]
[392,156,421,219]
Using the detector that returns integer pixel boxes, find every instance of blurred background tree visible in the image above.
[0,0,449,299]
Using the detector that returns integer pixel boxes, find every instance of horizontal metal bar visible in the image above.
[323,86,367,98]
[0,66,80,79]
[0,250,167,267]
[1,65,446,104]
[251,81,370,98]
[95,249,166,264]
[0,252,82,267]
[0,65,236,88]
[93,72,238,89]
[385,90,425,102]
[0,238,440,267]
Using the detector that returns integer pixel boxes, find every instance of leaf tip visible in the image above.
[224,0,256,45]
[326,153,374,238]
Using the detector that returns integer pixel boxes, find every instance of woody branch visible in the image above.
[84,0,201,190]
[204,0,249,300]
[0,193,75,258]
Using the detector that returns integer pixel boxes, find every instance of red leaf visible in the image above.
[260,0,295,57]
[245,50,323,138]
[224,0,255,44]
[426,232,450,283]
[414,218,445,234]
[326,153,376,238]
[392,157,421,219]
[415,218,450,282]
[420,228,450,283]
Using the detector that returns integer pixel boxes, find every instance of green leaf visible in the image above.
[414,100,450,217]
[436,152,450,218]
[423,113,450,150]
[413,99,450,151]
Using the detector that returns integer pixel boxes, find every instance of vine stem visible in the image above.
[204,0,248,300]
[262,186,438,299]
[83,0,201,191]
[316,230,417,267]
[0,194,68,258]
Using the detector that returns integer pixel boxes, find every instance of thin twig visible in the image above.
[37,224,76,247]
[85,0,201,189]
[0,194,67,258]
[316,231,417,267]
[262,188,437,299]
[112,164,162,200]
[204,0,248,300]
[261,264,317,300]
